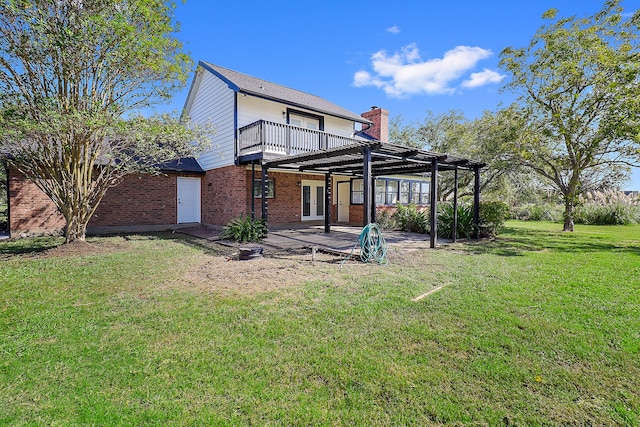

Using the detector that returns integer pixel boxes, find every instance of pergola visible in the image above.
[250,141,485,248]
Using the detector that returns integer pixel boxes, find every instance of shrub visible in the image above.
[512,203,563,222]
[375,209,395,230]
[221,215,268,243]
[574,190,640,225]
[437,203,473,239]
[391,203,429,234]
[0,208,6,233]
[575,203,640,225]
[479,201,510,237]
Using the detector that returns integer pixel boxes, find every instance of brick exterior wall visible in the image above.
[202,165,248,225]
[361,107,389,142]
[89,173,184,227]
[248,170,327,225]
[8,168,65,235]
[8,167,201,236]
[9,163,368,235]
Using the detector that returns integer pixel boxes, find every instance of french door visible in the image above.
[301,180,324,221]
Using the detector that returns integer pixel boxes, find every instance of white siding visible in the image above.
[187,71,236,171]
[237,95,356,137]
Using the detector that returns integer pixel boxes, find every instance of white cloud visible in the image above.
[353,43,502,97]
[386,25,400,34]
[462,69,505,88]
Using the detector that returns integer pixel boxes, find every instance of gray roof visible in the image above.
[200,62,372,125]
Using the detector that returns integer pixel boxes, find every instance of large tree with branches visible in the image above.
[0,0,208,242]
[389,108,523,202]
[500,0,640,231]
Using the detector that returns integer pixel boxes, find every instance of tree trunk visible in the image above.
[563,198,575,232]
[63,211,88,243]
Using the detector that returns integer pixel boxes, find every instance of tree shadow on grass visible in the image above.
[151,231,232,257]
[0,236,63,256]
[463,226,640,257]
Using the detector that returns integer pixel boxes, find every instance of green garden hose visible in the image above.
[342,223,388,266]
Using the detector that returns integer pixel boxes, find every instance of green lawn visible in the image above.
[1,222,639,425]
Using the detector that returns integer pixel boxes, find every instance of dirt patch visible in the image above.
[176,245,376,295]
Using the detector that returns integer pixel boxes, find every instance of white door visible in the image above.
[301,180,324,221]
[177,177,201,223]
[337,181,350,222]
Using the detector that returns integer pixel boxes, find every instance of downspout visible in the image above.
[352,121,373,139]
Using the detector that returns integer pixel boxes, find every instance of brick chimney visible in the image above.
[360,106,389,142]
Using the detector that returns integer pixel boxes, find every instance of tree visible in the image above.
[389,108,524,202]
[500,0,640,231]
[0,0,208,243]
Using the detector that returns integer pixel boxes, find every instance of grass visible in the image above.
[1,222,639,425]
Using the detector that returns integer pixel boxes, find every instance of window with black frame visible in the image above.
[252,179,275,198]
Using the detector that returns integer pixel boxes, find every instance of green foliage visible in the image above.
[389,108,525,203]
[0,209,6,233]
[0,1,210,243]
[221,215,268,243]
[479,201,510,237]
[437,203,474,239]
[374,209,395,230]
[391,203,429,234]
[499,1,640,231]
[511,203,563,222]
[574,203,640,225]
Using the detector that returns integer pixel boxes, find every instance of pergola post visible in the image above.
[251,162,256,220]
[324,173,331,233]
[430,158,438,249]
[371,176,377,224]
[473,166,481,239]
[452,167,458,243]
[261,165,268,227]
[363,146,372,225]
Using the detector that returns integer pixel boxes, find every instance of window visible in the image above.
[410,182,421,204]
[374,178,429,206]
[386,180,398,204]
[351,179,364,204]
[399,181,410,204]
[420,182,430,204]
[253,179,275,198]
[375,180,385,205]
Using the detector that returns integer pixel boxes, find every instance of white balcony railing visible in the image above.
[238,120,362,159]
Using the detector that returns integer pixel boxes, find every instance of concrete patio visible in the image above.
[178,223,450,255]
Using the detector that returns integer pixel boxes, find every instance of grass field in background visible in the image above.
[1,222,639,425]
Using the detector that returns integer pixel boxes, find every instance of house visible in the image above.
[5,62,484,246]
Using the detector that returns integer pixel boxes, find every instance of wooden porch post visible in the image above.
[261,165,268,226]
[430,158,438,249]
[324,173,331,233]
[473,166,481,239]
[452,167,458,243]
[363,147,372,225]
[371,176,377,224]
[251,162,255,220]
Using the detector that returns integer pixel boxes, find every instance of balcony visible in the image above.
[238,120,364,161]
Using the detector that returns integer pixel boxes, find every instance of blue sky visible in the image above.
[162,0,640,190]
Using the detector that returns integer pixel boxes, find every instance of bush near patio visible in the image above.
[221,214,268,243]
[0,206,6,233]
